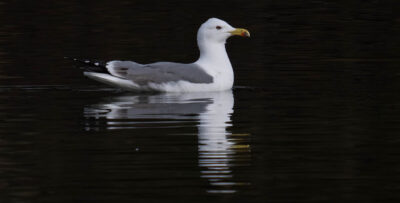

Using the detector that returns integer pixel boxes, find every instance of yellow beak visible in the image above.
[229,28,250,37]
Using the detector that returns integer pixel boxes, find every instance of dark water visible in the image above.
[1,1,400,202]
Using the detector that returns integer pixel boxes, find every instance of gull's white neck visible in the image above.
[197,40,230,65]
[194,39,234,90]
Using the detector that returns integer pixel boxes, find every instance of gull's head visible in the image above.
[197,18,250,44]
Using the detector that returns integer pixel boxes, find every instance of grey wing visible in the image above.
[106,60,144,78]
[107,61,213,85]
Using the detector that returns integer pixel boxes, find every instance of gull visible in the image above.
[76,18,250,92]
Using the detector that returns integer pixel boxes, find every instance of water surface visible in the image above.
[0,1,400,202]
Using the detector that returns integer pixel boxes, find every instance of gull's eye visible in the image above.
[216,26,222,30]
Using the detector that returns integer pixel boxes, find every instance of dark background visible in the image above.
[0,0,400,202]
[1,0,399,87]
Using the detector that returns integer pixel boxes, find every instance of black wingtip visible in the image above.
[65,57,109,74]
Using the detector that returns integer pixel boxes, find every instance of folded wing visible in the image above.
[106,61,214,85]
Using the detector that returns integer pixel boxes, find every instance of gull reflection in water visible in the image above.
[84,90,251,193]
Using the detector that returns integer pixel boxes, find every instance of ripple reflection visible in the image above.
[84,91,251,193]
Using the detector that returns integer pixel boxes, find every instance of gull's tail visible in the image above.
[64,57,109,74]
[65,57,140,90]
